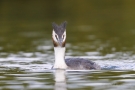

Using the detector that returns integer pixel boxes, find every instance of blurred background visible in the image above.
[0,0,135,55]
[0,1,135,90]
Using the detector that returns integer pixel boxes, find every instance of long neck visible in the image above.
[53,47,68,69]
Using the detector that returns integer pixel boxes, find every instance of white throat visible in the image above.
[53,47,68,69]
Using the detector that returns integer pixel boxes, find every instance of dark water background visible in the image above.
[0,0,135,90]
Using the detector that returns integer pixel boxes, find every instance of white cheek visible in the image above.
[63,31,66,41]
[63,35,66,41]
[52,30,58,42]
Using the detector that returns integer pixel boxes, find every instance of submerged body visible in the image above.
[52,21,101,70]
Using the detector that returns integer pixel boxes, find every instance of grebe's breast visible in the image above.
[65,58,101,70]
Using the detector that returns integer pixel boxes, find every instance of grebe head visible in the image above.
[52,21,67,47]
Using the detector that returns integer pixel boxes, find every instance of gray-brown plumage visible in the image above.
[52,21,101,70]
[65,58,100,70]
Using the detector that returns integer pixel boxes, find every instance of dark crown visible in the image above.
[52,21,67,37]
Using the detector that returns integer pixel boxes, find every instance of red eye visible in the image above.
[55,35,58,40]
[62,35,64,39]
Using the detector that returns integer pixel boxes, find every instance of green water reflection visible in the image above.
[0,70,135,90]
[0,0,135,54]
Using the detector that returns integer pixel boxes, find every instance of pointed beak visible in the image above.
[58,39,63,47]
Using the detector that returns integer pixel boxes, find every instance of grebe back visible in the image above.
[52,21,100,70]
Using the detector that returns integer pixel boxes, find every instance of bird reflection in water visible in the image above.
[54,69,67,90]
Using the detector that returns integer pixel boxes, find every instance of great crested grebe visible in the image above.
[52,21,101,70]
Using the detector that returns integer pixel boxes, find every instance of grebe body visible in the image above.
[52,21,100,70]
